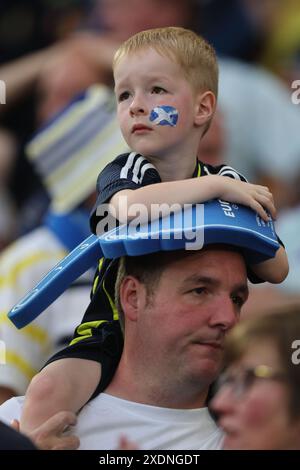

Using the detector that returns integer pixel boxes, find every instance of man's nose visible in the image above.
[209,295,238,331]
[129,94,147,116]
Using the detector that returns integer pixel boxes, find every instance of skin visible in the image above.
[106,248,249,409]
[12,411,79,450]
[211,340,300,450]
[114,47,212,176]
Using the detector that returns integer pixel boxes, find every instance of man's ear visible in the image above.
[119,276,145,323]
[194,91,216,128]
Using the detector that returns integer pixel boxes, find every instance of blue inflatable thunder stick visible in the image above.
[9,200,279,328]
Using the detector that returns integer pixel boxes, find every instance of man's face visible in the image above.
[114,48,198,159]
[133,249,248,389]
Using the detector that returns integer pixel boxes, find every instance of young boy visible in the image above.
[20,27,288,435]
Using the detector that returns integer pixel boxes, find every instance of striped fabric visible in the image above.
[26,85,128,213]
[0,227,91,394]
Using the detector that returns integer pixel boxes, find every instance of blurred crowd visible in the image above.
[0,0,300,448]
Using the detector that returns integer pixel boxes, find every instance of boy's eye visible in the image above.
[118,91,130,102]
[151,86,166,94]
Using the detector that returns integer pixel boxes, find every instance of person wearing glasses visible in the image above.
[211,306,300,450]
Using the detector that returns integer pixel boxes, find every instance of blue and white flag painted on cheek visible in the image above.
[149,105,178,127]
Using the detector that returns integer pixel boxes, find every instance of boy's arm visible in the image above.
[20,358,101,437]
[249,245,289,284]
[110,175,276,223]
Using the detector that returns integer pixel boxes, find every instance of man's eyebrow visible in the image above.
[182,275,218,288]
[182,275,249,297]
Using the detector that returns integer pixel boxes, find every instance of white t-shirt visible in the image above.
[0,394,223,450]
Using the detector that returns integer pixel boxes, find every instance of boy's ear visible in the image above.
[194,91,216,127]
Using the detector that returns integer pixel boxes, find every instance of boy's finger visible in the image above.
[263,199,277,220]
[251,200,269,222]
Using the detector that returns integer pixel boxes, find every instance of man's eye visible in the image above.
[192,287,205,295]
[231,295,244,307]
[118,91,130,102]
[151,86,166,94]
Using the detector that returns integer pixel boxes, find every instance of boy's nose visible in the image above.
[130,96,147,116]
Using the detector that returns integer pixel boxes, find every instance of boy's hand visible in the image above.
[218,178,276,222]
[12,411,79,450]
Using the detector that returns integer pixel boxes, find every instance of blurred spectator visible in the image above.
[211,306,300,449]
[0,84,126,404]
[0,208,92,404]
[0,0,90,62]
[198,0,261,62]
[260,0,300,86]
[197,0,280,63]
[0,128,18,249]
[0,0,93,234]
[218,58,300,209]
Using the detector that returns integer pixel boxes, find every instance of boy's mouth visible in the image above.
[132,124,152,133]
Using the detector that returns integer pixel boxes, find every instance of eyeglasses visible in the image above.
[215,365,287,400]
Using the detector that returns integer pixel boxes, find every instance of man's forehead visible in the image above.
[166,248,247,280]
[180,247,245,265]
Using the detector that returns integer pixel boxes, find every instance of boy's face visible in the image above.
[114,48,199,159]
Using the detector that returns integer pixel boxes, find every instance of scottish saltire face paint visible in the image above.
[149,106,178,127]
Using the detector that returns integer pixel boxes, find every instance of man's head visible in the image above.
[113,27,218,158]
[114,246,248,407]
